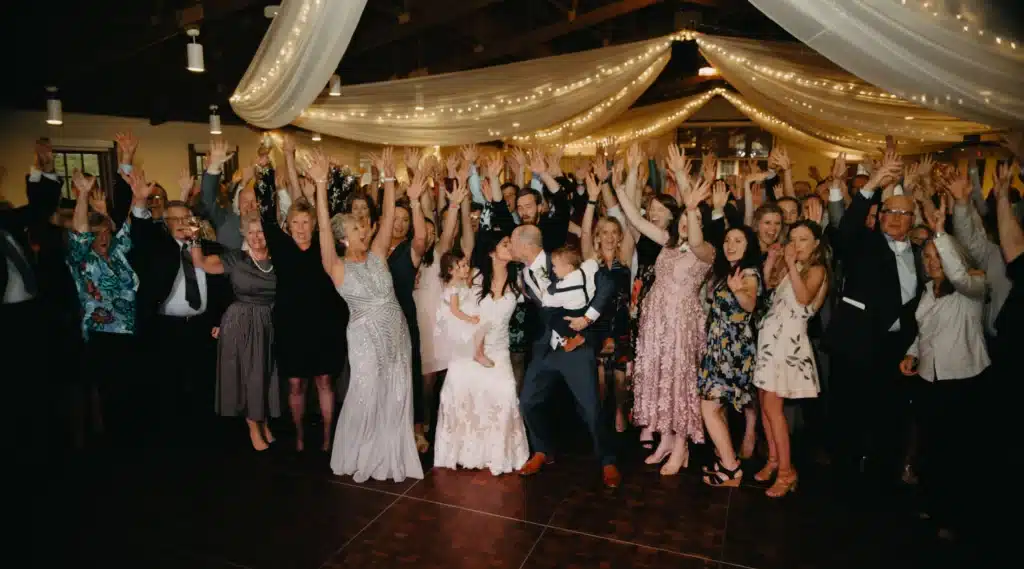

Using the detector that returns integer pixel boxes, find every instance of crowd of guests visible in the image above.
[4,130,1023,542]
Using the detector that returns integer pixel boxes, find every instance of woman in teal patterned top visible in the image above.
[65,169,142,446]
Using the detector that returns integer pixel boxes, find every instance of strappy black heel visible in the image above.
[703,459,743,487]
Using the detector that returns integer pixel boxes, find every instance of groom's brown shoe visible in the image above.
[602,464,622,488]
[518,452,550,476]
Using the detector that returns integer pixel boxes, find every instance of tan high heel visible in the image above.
[766,470,798,498]
[660,443,689,476]
[754,460,779,482]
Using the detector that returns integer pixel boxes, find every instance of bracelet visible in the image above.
[587,199,598,206]
[382,177,396,183]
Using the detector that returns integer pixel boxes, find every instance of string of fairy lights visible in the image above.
[509,53,669,143]
[298,37,676,132]
[897,0,1018,50]
[231,0,315,104]
[562,89,722,151]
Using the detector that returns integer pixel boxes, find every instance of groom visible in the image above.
[511,225,621,488]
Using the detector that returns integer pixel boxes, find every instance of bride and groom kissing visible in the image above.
[509,225,622,488]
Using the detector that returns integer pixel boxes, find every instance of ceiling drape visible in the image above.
[230,0,368,129]
[697,33,993,154]
[293,36,681,146]
[746,0,1024,128]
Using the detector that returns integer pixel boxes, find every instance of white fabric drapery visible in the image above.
[697,33,993,154]
[746,0,1024,128]
[293,36,680,146]
[230,0,368,129]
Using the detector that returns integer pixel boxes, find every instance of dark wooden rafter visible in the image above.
[348,0,502,55]
[429,0,665,74]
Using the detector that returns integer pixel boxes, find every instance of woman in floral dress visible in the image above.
[698,226,763,487]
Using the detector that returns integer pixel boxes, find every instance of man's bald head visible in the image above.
[511,224,543,262]
[880,194,915,242]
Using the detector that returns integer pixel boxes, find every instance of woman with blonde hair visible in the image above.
[310,147,423,483]
[190,208,279,451]
[245,139,347,453]
[579,172,634,432]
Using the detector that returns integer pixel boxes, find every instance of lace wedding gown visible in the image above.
[433,287,529,475]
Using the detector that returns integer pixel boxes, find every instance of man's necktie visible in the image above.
[180,243,202,310]
[1,230,38,297]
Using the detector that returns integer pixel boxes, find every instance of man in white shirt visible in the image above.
[826,154,926,487]
[511,225,620,488]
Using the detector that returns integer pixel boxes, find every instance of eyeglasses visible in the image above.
[881,208,914,217]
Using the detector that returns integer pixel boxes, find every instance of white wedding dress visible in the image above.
[433,285,529,475]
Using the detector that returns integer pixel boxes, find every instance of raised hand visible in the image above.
[945,167,970,204]
[626,143,643,172]
[804,197,823,224]
[207,139,235,171]
[370,147,396,178]
[113,131,139,164]
[460,144,479,166]
[445,153,460,179]
[120,167,154,202]
[407,168,427,202]
[404,147,422,175]
[685,179,711,210]
[282,134,296,155]
[305,148,331,184]
[665,144,690,176]
[831,152,847,180]
[612,159,625,188]
[528,149,547,175]
[585,172,601,201]
[992,161,1016,199]
[726,267,745,294]
[784,241,798,267]
[773,146,791,171]
[928,193,947,233]
[177,168,196,199]
[594,158,609,182]
[72,168,96,196]
[34,138,55,172]
[918,153,934,177]
[711,180,729,210]
[547,146,565,176]
[446,177,468,206]
[808,165,822,182]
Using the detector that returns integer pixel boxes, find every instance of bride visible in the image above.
[433,232,529,475]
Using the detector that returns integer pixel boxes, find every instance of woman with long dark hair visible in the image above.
[699,225,763,487]
[433,231,529,475]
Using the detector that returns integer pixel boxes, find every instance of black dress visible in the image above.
[388,240,423,423]
[257,170,347,379]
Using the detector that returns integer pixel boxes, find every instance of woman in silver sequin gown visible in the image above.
[310,148,424,483]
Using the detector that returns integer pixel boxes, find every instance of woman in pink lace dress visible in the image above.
[614,151,714,475]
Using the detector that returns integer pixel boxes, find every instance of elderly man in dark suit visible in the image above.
[826,151,926,488]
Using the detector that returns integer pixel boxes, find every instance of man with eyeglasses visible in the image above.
[826,150,926,491]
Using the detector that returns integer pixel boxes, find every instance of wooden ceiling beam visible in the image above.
[430,0,664,74]
[347,0,501,55]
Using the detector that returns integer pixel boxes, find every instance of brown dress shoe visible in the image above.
[518,452,549,476]
[561,334,586,352]
[602,464,621,488]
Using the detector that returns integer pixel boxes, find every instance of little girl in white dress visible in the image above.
[438,251,493,368]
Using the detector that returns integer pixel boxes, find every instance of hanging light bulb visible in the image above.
[45,86,63,125]
[186,28,205,73]
[311,132,321,141]
[208,105,222,135]
[698,66,718,77]
[329,74,342,96]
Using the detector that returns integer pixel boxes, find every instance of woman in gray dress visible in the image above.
[191,211,279,451]
[309,147,423,483]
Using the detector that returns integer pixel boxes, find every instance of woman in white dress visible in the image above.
[413,179,473,443]
[310,148,424,484]
[433,233,529,475]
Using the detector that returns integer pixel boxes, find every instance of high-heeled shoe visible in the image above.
[766,470,798,498]
[703,459,743,487]
[754,460,779,482]
[645,437,674,464]
[660,445,689,476]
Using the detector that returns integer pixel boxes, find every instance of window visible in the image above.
[676,126,774,179]
[52,148,117,200]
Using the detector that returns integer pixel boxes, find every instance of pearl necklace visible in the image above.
[249,251,274,273]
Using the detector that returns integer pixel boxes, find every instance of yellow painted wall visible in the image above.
[0,110,377,206]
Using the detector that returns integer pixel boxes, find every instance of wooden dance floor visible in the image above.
[37,420,960,569]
